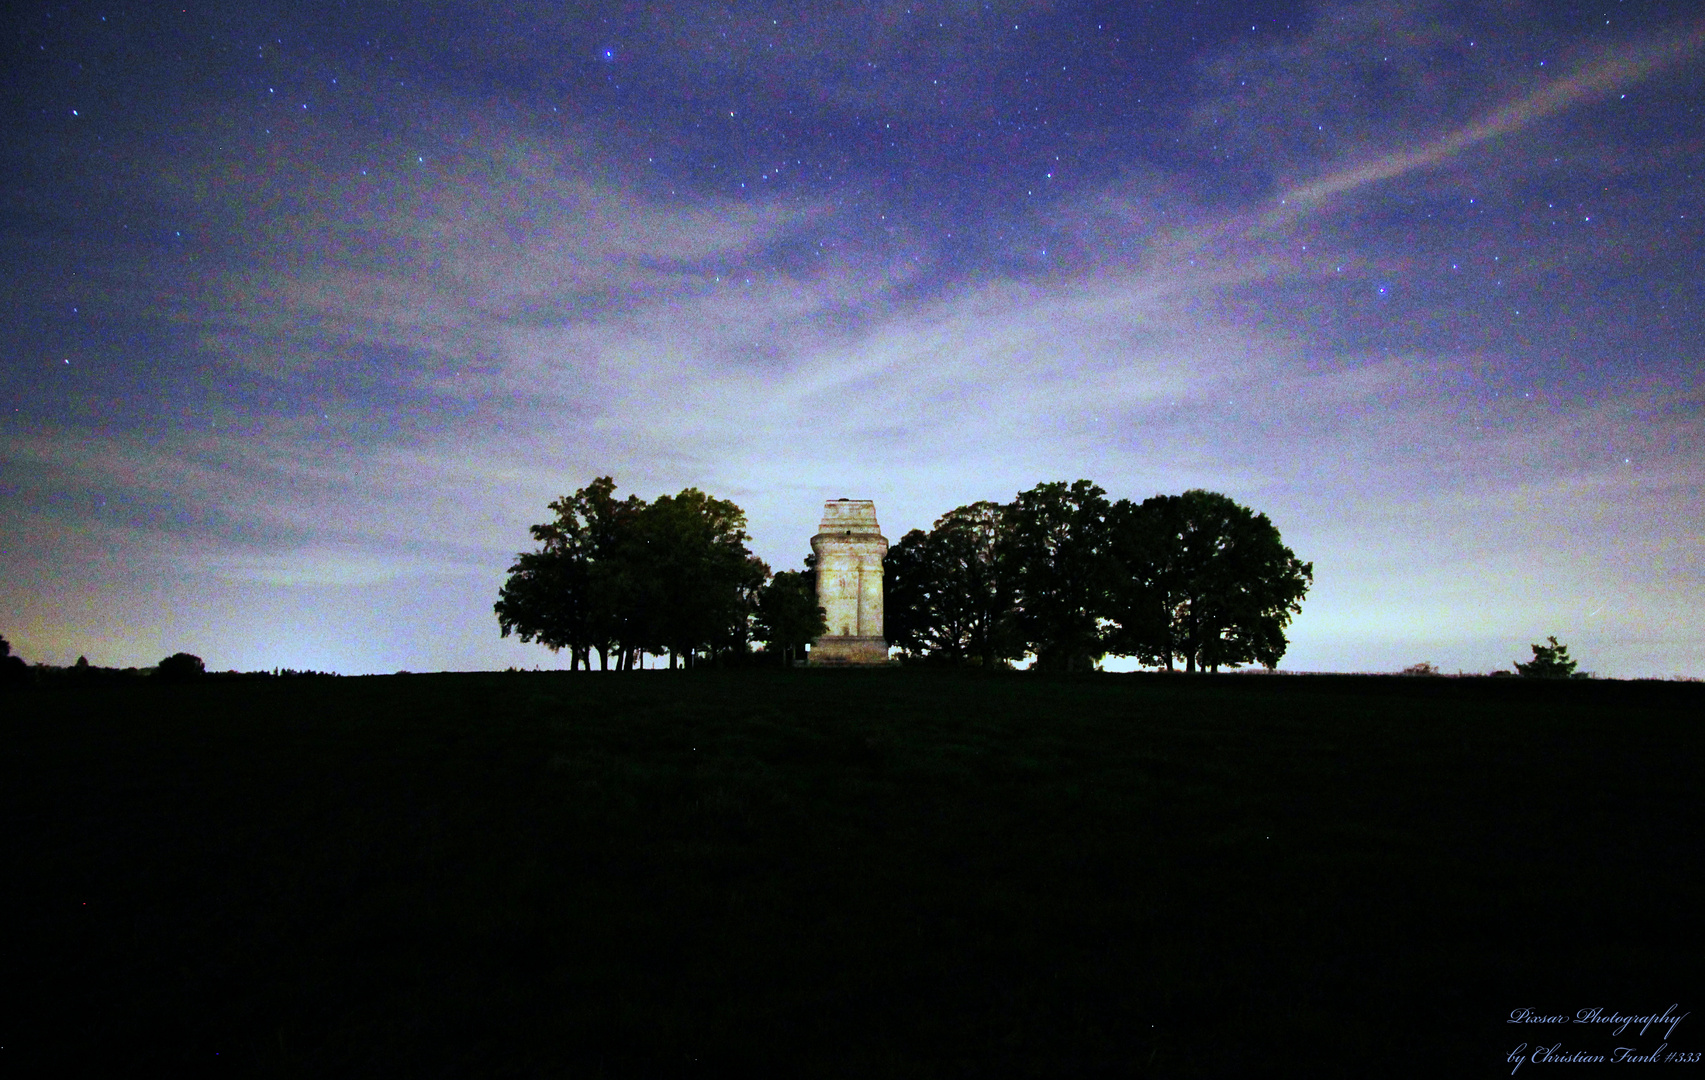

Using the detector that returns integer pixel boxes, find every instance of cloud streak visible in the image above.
[1281,21,1705,208]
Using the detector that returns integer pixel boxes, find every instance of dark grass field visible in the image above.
[6,670,1702,1076]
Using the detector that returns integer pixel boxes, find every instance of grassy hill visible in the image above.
[6,670,1701,1076]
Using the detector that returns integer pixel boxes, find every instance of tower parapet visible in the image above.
[809,499,890,665]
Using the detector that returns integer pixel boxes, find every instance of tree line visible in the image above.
[887,481,1313,672]
[497,477,1312,673]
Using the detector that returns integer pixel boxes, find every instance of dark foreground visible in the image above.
[6,671,1702,1077]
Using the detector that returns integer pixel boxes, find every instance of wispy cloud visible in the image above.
[6,0,1700,676]
[1280,22,1705,208]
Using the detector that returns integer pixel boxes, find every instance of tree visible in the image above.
[156,652,206,681]
[576,477,651,670]
[1103,495,1189,671]
[1514,636,1582,679]
[499,479,768,670]
[1,633,29,686]
[495,478,606,669]
[639,488,768,667]
[1003,480,1114,671]
[754,569,826,667]
[494,544,592,668]
[936,501,1020,668]
[886,503,1020,666]
[882,528,932,659]
[1103,490,1312,673]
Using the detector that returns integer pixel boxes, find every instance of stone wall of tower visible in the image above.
[817,546,861,638]
[809,499,890,665]
[857,548,884,637]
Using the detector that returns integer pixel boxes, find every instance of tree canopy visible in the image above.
[886,501,1020,667]
[496,478,770,669]
[1103,490,1313,673]
[0,633,29,686]
[156,652,206,681]
[754,569,827,668]
[1004,481,1114,671]
[890,481,1312,672]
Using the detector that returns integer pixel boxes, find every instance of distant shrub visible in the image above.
[156,653,207,682]
[1400,662,1440,677]
[1514,636,1587,679]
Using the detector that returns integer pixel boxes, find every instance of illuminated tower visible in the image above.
[809,499,890,665]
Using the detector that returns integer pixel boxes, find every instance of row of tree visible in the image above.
[497,477,1312,673]
[494,478,826,669]
[0,640,210,686]
[887,482,1314,672]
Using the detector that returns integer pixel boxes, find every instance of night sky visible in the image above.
[4,0,1701,676]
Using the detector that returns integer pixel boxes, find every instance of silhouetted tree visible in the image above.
[577,478,651,669]
[1515,636,1582,678]
[887,503,1019,666]
[497,480,767,670]
[754,569,827,667]
[495,479,602,669]
[640,488,768,667]
[894,482,1309,674]
[883,529,932,659]
[1104,490,1310,673]
[1103,495,1190,671]
[156,652,206,681]
[1004,480,1114,671]
[1,633,30,686]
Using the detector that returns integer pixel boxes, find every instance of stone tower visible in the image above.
[809,499,890,665]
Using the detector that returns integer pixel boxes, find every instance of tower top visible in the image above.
[817,498,881,536]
